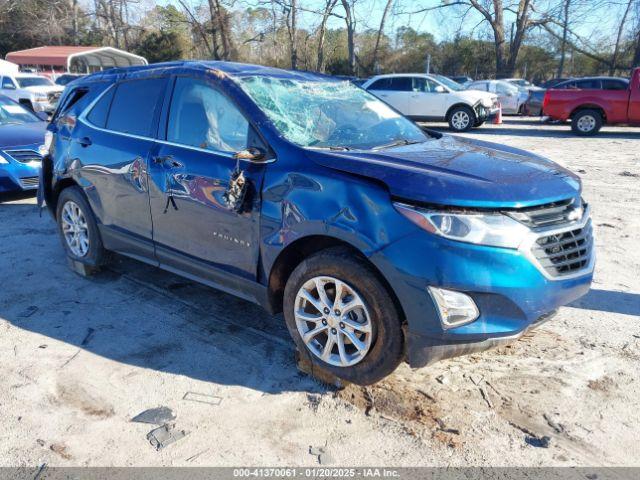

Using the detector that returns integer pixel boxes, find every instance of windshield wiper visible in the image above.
[372,139,423,150]
[308,145,351,151]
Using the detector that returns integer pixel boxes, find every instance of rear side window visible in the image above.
[87,87,115,128]
[368,77,412,91]
[106,78,167,136]
[601,79,628,90]
[576,79,601,89]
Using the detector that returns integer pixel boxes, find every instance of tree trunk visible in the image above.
[610,0,633,75]
[316,0,338,72]
[557,0,571,77]
[370,0,393,74]
[341,0,356,75]
[289,0,298,69]
[633,26,640,70]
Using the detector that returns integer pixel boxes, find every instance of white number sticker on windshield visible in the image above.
[2,105,27,114]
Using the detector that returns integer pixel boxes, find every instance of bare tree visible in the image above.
[556,0,571,77]
[610,0,634,74]
[370,0,393,73]
[341,0,357,75]
[316,0,338,71]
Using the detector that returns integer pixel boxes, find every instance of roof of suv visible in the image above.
[73,60,339,85]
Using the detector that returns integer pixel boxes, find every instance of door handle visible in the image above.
[77,136,92,147]
[153,155,183,168]
[379,94,388,97]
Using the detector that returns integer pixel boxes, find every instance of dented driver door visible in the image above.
[147,76,268,284]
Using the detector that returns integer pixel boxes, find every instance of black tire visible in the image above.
[473,119,485,128]
[56,186,107,268]
[571,109,602,136]
[283,247,404,385]
[448,105,475,132]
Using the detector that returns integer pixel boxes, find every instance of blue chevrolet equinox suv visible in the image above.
[41,62,594,384]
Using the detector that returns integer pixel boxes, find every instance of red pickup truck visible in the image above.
[542,68,640,135]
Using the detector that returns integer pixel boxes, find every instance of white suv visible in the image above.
[0,73,64,113]
[362,73,499,132]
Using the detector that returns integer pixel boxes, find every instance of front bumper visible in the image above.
[371,217,594,368]
[0,150,42,192]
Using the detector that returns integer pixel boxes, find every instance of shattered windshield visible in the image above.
[236,76,428,150]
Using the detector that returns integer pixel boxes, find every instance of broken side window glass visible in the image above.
[236,76,429,151]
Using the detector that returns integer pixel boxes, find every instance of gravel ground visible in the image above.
[0,117,638,467]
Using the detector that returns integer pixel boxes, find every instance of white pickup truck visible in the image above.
[0,73,63,114]
[362,73,499,132]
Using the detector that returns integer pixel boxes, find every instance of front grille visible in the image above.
[19,176,39,189]
[532,218,593,277]
[3,149,42,164]
[507,197,579,228]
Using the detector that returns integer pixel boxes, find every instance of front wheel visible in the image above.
[571,109,602,136]
[448,106,475,132]
[283,248,404,385]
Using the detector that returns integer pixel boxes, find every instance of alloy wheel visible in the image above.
[294,276,373,367]
[61,200,90,257]
[451,111,470,130]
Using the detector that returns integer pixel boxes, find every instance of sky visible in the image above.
[156,0,634,46]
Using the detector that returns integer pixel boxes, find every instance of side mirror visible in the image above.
[435,85,446,93]
[233,147,265,162]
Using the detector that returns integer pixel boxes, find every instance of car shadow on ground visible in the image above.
[570,288,640,317]
[0,190,37,203]
[0,202,326,395]
[425,119,640,140]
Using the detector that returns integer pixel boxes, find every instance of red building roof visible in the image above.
[6,46,99,66]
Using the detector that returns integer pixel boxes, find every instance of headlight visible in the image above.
[0,155,8,164]
[394,202,530,249]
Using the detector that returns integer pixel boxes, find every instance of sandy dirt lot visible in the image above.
[1,118,638,468]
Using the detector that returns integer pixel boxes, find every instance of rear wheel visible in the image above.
[448,106,475,132]
[56,186,107,269]
[283,248,404,385]
[571,109,602,136]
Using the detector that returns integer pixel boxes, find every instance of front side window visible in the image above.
[16,76,54,88]
[106,77,167,136]
[413,77,438,93]
[602,79,629,90]
[237,76,428,150]
[167,77,249,153]
[496,82,518,95]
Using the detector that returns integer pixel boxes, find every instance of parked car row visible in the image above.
[361,73,500,132]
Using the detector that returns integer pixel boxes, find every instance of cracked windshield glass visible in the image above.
[237,76,429,150]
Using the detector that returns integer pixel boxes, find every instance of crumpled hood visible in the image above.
[307,134,581,209]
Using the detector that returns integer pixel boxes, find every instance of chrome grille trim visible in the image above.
[506,197,581,228]
[2,149,42,164]
[519,205,595,281]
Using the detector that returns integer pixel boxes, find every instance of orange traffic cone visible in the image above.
[493,103,503,125]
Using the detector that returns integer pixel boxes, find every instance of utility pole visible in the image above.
[425,53,431,74]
